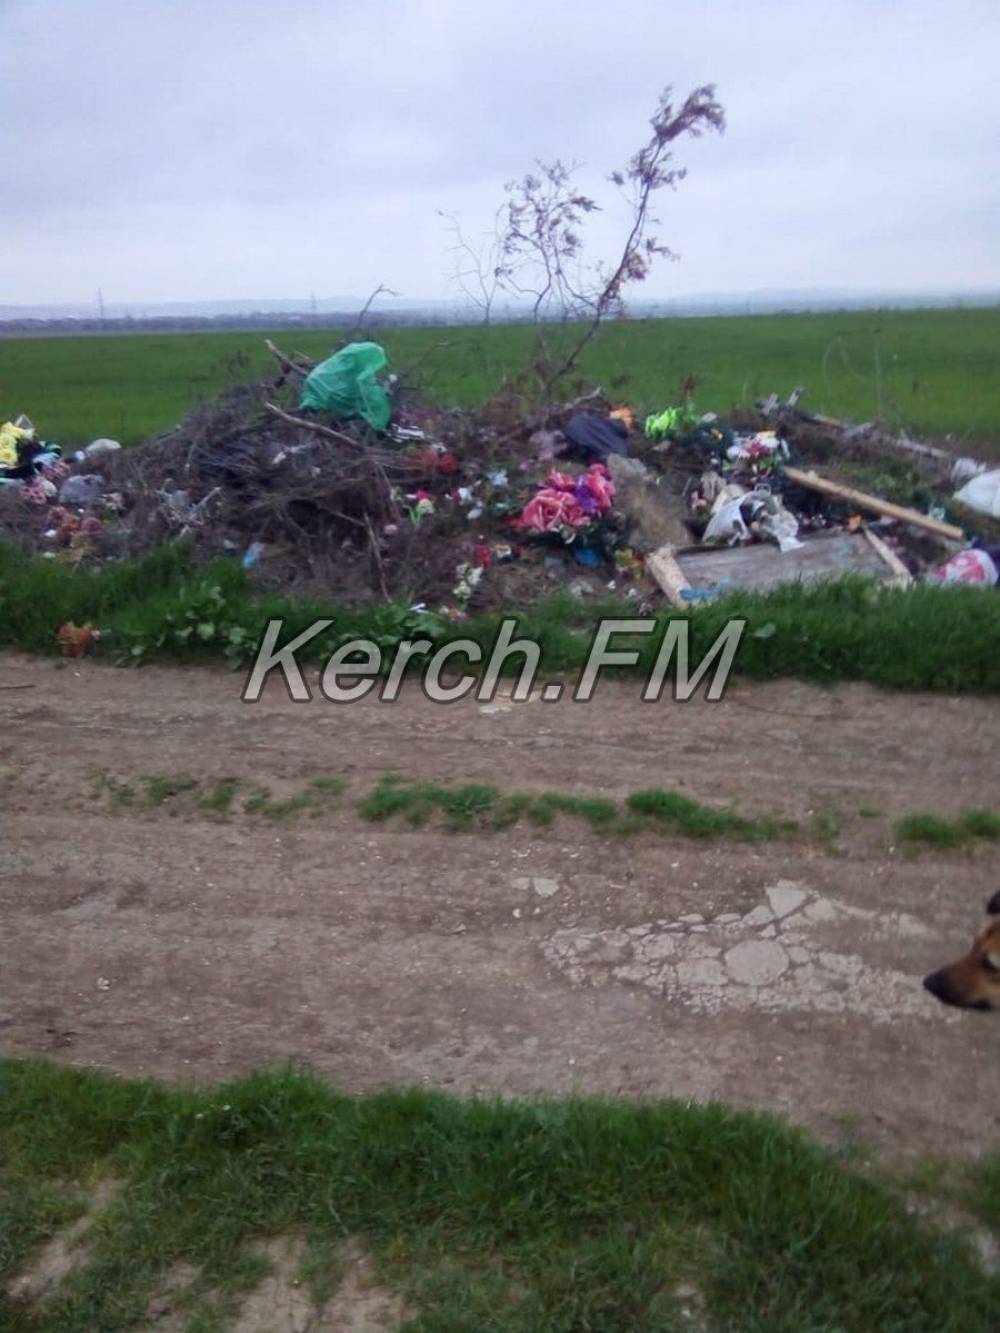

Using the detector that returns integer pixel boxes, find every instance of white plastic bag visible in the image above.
[704,485,750,544]
[953,469,1000,519]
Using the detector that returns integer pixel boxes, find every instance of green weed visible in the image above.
[198,779,240,812]
[895,809,1000,851]
[626,788,794,841]
[4,540,1000,694]
[142,775,198,805]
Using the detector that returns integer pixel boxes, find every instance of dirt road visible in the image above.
[3,651,999,1162]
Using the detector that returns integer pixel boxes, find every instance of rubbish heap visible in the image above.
[2,341,999,618]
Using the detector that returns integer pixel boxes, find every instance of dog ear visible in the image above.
[987,890,1000,916]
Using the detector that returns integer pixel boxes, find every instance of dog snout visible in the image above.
[923,969,992,1010]
[923,970,962,1007]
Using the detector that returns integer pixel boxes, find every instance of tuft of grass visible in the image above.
[107,779,137,809]
[964,1153,1000,1235]
[811,809,842,843]
[199,779,240,812]
[358,776,797,841]
[858,804,883,818]
[896,813,966,849]
[241,787,316,821]
[895,809,1000,851]
[358,777,500,831]
[492,791,621,832]
[626,788,794,842]
[0,1058,998,1332]
[959,809,1000,840]
[142,775,198,805]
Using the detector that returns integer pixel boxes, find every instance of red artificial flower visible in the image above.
[57,622,101,657]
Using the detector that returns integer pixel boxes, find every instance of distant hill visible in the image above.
[0,288,996,334]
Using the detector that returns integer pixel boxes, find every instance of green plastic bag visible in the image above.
[298,341,392,431]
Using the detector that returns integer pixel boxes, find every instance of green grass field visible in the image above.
[2,1060,998,1332]
[1,306,998,449]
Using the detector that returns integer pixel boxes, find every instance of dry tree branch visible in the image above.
[263,402,365,449]
[346,283,401,342]
[265,339,313,380]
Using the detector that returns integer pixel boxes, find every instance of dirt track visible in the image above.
[2,650,1000,1163]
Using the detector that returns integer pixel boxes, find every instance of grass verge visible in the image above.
[4,541,1000,693]
[358,775,790,840]
[625,788,795,841]
[895,810,1000,851]
[0,1059,997,1332]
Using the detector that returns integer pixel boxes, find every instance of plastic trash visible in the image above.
[726,431,788,462]
[298,341,392,431]
[926,549,998,587]
[953,468,1000,520]
[951,457,987,487]
[644,404,699,441]
[749,492,803,553]
[703,484,750,545]
[561,413,629,462]
[572,544,601,567]
[85,438,122,460]
[242,542,265,568]
[59,474,105,505]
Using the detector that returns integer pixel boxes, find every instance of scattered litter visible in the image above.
[58,474,105,506]
[953,468,1000,520]
[926,549,999,587]
[298,340,392,431]
[78,438,122,462]
[560,412,629,462]
[2,355,995,618]
[57,623,101,657]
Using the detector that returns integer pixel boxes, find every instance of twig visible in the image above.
[346,283,400,342]
[264,402,364,449]
[365,513,389,600]
[265,339,313,379]
[494,386,605,444]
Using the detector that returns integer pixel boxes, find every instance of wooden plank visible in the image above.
[671,530,899,598]
[781,466,965,542]
[862,527,913,586]
[646,544,691,608]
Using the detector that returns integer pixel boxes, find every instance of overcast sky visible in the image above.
[2,0,998,308]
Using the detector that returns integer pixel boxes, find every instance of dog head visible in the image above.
[923,891,1000,1011]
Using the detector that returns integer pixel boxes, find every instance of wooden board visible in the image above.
[652,529,909,605]
[781,466,965,542]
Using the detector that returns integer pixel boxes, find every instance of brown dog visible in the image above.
[923,891,1000,1011]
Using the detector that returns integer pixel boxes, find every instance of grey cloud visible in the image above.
[1,0,998,304]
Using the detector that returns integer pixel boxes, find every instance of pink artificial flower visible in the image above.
[546,469,577,491]
[517,488,587,533]
[583,463,615,512]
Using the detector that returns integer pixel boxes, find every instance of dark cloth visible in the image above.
[560,414,629,463]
